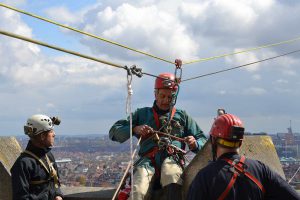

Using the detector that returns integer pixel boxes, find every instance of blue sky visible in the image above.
[0,0,300,136]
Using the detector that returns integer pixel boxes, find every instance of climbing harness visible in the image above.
[23,150,59,188]
[218,155,265,200]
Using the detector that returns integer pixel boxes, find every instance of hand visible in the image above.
[133,125,154,138]
[55,196,63,200]
[184,136,197,150]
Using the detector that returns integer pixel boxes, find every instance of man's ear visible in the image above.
[154,89,158,99]
[40,132,47,141]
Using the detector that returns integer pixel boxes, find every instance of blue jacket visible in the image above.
[11,141,63,200]
[188,152,300,200]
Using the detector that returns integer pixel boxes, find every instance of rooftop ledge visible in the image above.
[62,187,116,200]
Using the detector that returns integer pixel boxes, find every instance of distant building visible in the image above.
[271,125,300,158]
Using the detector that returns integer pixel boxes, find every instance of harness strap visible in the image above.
[218,156,246,200]
[143,146,160,176]
[30,180,49,185]
[152,107,176,129]
[23,150,59,188]
[218,156,265,200]
[149,107,176,176]
[23,150,50,173]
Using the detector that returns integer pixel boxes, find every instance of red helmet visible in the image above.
[155,73,176,90]
[210,114,244,140]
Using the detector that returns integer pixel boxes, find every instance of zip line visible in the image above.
[183,36,300,65]
[1,2,300,66]
[0,30,125,69]
[0,29,156,79]
[181,49,300,82]
[0,3,174,65]
[1,29,299,84]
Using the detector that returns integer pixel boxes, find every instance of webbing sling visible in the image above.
[218,155,265,200]
[23,150,59,188]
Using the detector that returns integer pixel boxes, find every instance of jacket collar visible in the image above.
[152,100,170,115]
[26,140,51,157]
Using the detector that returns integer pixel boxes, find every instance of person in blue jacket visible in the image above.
[11,114,63,200]
[187,113,300,200]
[109,73,207,200]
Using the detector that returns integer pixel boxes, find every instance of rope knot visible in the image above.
[127,84,133,95]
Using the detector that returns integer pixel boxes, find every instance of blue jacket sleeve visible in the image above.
[11,159,37,200]
[261,161,300,199]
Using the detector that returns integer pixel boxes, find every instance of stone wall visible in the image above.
[0,137,22,200]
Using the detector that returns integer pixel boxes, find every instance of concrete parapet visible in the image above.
[0,135,286,200]
[62,187,115,200]
[0,137,22,200]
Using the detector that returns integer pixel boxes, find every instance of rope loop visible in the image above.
[125,67,133,113]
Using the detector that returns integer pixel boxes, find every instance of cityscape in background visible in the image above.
[16,127,300,189]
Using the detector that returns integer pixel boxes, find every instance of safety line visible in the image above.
[0,3,174,65]
[0,30,125,69]
[181,49,300,82]
[288,165,300,184]
[184,37,300,65]
[2,3,300,68]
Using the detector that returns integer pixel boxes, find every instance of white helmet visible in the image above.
[24,114,59,137]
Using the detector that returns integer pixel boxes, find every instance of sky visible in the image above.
[0,0,299,136]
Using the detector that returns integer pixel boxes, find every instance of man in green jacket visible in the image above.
[109,73,207,200]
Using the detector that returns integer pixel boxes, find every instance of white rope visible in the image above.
[126,71,134,200]
[288,165,300,184]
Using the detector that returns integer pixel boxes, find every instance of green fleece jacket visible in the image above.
[109,106,207,157]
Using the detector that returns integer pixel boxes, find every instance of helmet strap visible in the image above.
[216,138,242,148]
[210,136,218,161]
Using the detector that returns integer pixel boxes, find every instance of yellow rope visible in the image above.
[1,3,300,66]
[183,36,300,65]
[0,30,125,69]
[0,3,174,65]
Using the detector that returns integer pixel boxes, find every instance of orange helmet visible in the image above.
[210,114,244,141]
[155,73,177,90]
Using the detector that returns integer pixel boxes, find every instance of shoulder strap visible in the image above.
[218,156,246,200]
[218,156,265,200]
[23,150,60,188]
[23,150,50,174]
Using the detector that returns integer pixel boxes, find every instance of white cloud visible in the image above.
[45,6,80,24]
[225,50,261,72]
[11,62,60,85]
[75,3,198,60]
[242,87,266,95]
[276,79,288,84]
[252,74,261,80]
[218,90,227,95]
[2,0,27,6]
[53,55,126,88]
